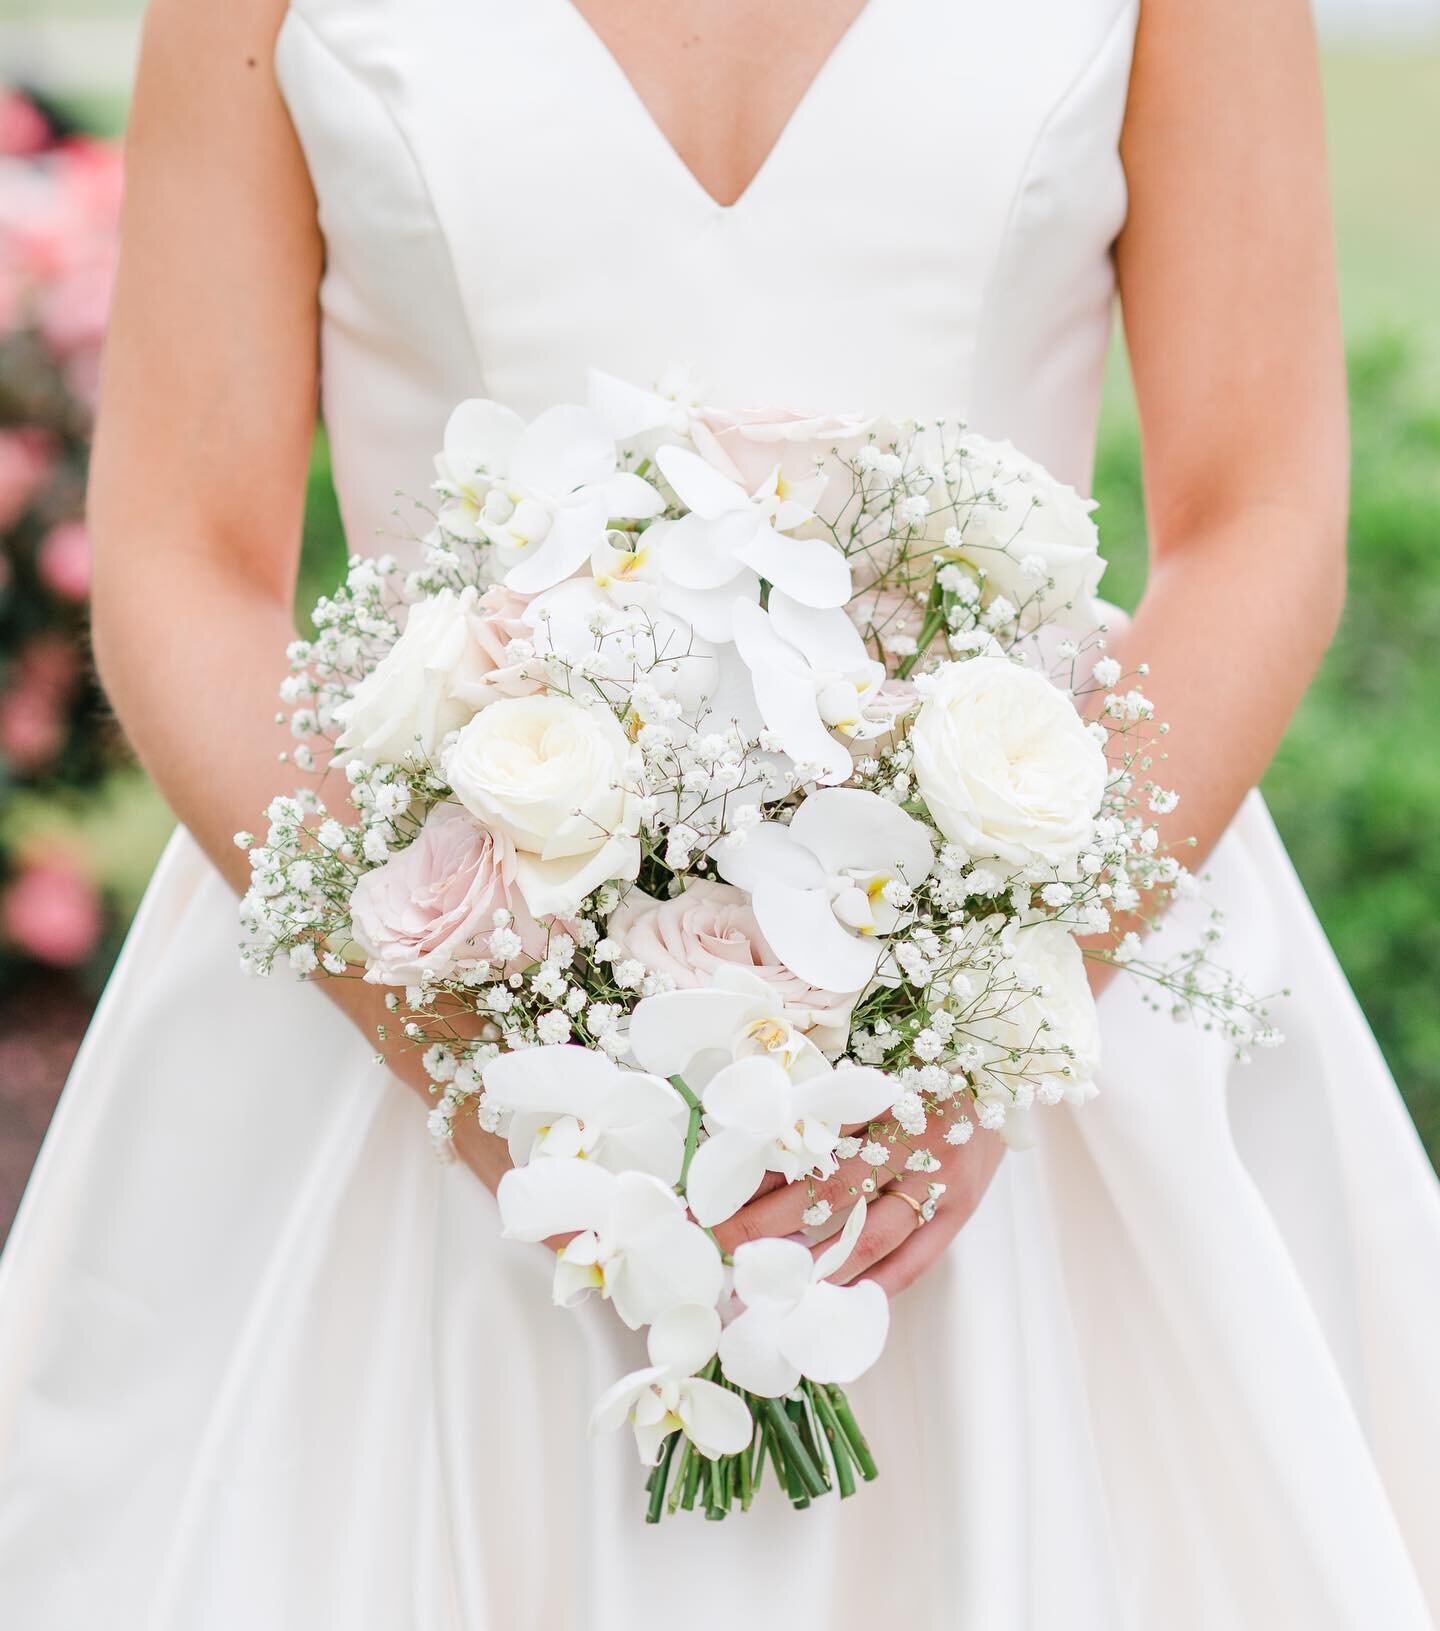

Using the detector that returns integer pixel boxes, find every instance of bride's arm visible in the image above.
[1107,0,1348,864]
[88,0,508,1187]
[719,0,1349,1291]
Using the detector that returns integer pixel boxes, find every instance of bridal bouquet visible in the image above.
[240,370,1276,1521]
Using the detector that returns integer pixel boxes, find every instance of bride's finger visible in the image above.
[711,1153,875,1253]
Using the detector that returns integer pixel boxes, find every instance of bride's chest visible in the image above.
[277,0,1137,422]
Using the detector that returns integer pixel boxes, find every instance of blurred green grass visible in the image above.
[61,49,1440,1157]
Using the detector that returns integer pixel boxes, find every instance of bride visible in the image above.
[3,0,1438,1624]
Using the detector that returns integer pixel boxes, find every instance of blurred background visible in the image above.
[0,1,1436,1242]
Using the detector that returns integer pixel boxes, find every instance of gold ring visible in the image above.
[891,1189,928,1229]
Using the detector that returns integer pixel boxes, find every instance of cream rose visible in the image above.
[911,658,1105,867]
[348,803,545,984]
[607,881,858,1054]
[445,694,640,917]
[948,434,1104,631]
[335,585,530,768]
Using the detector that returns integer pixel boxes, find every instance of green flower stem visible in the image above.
[826,1385,879,1482]
[668,1074,704,1195]
[681,1443,703,1510]
[666,1441,693,1517]
[646,1434,679,1524]
[789,1397,830,1491]
[807,1382,857,1499]
[738,1431,754,1510]
[762,1399,826,1501]
[897,603,949,680]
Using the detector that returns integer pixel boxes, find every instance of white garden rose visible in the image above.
[910,657,1105,868]
[444,694,640,916]
[949,434,1104,631]
[333,586,498,768]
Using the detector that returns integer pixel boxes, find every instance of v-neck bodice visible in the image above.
[276,0,1138,560]
[559,0,883,212]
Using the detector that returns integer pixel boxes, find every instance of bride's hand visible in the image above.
[712,1128,1006,1297]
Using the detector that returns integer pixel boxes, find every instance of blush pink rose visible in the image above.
[38,520,91,600]
[2,859,102,967]
[691,405,873,496]
[450,584,543,706]
[348,803,547,985]
[607,879,858,1054]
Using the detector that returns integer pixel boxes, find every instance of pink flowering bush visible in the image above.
[0,90,124,981]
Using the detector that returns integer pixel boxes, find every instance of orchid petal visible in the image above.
[586,369,675,439]
[717,1305,802,1398]
[661,511,755,590]
[811,1196,869,1283]
[601,470,665,520]
[657,443,749,518]
[731,1236,814,1310]
[482,1044,619,1117]
[750,879,881,991]
[609,1170,686,1239]
[683,1128,771,1228]
[778,1279,890,1384]
[597,1117,686,1186]
[679,1378,755,1458]
[502,497,609,595]
[791,1065,895,1133]
[627,988,764,1078]
[532,1115,587,1161]
[736,526,851,608]
[589,1366,664,1435]
[702,1057,794,1137]
[646,1303,722,1376]
[657,574,760,642]
[611,1219,725,1328]
[496,1157,615,1240]
[768,592,874,675]
[789,787,935,884]
[713,819,825,896]
[632,1414,675,1466]
[553,1252,606,1308]
[747,670,854,787]
[443,398,524,474]
[511,404,614,495]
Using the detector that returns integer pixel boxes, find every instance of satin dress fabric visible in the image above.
[2,2,1439,1625]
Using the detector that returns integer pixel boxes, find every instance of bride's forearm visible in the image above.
[1106,501,1346,873]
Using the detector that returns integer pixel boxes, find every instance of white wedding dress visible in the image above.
[4,2,1440,1625]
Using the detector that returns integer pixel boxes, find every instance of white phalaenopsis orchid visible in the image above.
[718,1199,890,1397]
[480,1045,688,1184]
[627,966,833,1088]
[589,1303,753,1465]
[682,1051,895,1226]
[586,365,703,446]
[654,443,851,611]
[717,788,935,991]
[731,593,894,784]
[498,1159,723,1329]
[435,399,662,594]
